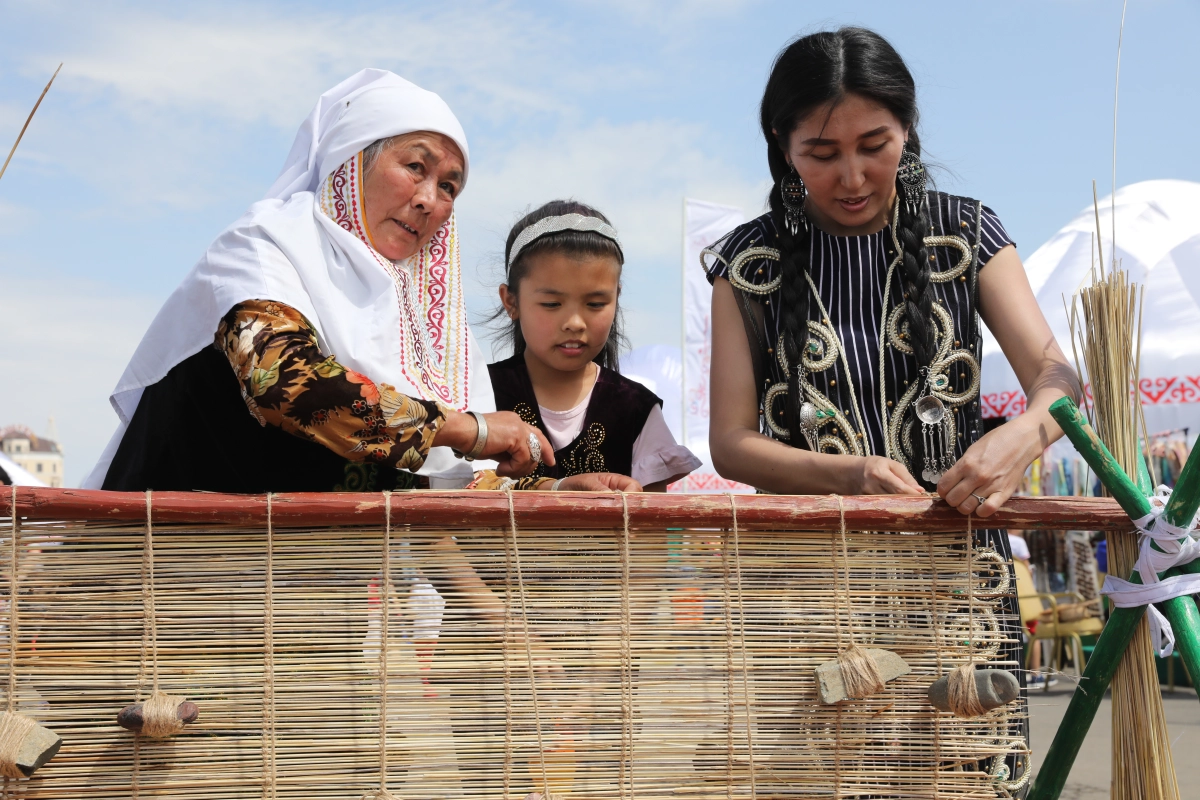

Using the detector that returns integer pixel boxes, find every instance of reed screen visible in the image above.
[0,490,1053,799]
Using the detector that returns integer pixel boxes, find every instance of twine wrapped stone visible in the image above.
[924,512,1018,718]
[815,496,909,703]
[139,691,188,738]
[0,711,60,779]
[0,487,61,779]
[838,643,886,699]
[928,666,1019,716]
[122,491,196,741]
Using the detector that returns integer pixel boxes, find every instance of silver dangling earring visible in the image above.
[780,166,808,236]
[896,142,927,215]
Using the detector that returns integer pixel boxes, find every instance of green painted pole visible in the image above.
[1047,398,1152,518]
[1137,447,1154,496]
[1028,398,1200,800]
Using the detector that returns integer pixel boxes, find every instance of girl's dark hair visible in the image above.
[761,27,934,452]
[498,199,626,371]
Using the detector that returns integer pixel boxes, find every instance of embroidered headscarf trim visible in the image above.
[319,152,471,410]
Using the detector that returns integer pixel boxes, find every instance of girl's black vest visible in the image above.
[487,355,662,480]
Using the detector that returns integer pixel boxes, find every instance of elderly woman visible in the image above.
[85,70,636,493]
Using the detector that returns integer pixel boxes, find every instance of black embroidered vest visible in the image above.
[487,355,662,480]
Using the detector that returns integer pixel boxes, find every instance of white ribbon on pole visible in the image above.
[1100,485,1200,656]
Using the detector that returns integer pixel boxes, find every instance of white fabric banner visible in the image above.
[677,199,753,493]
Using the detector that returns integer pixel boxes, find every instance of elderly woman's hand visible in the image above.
[435,410,554,477]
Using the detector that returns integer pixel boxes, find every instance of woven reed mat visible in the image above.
[0,503,1026,798]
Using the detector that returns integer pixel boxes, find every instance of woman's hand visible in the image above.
[856,456,924,495]
[555,473,643,492]
[937,419,1041,517]
[434,410,554,477]
[943,245,1080,517]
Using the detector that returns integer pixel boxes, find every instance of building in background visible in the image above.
[1,424,63,487]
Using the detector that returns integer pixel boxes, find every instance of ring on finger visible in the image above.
[971,493,989,506]
[527,432,542,465]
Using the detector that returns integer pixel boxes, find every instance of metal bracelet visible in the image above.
[550,479,564,491]
[463,411,488,461]
[451,411,488,461]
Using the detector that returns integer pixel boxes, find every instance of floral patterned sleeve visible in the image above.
[469,472,556,491]
[216,300,448,472]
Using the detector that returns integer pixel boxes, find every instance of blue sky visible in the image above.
[2,0,1197,485]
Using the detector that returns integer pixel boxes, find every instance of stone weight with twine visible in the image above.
[117,492,198,737]
[0,487,61,778]
[925,513,1019,717]
[814,496,910,704]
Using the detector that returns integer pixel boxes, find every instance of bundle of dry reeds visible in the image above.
[1068,210,1180,799]
[0,495,1026,799]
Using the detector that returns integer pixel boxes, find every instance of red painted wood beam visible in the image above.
[2,487,1130,532]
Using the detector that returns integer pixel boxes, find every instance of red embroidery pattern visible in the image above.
[319,153,470,410]
[982,375,1200,418]
[669,472,755,493]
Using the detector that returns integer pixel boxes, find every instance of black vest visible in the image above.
[487,355,662,480]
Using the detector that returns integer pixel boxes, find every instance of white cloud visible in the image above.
[457,117,769,355]
[0,273,161,487]
[20,3,568,127]
[461,118,767,263]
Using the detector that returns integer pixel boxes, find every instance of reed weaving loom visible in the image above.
[0,489,1130,799]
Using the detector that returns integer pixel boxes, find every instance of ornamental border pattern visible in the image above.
[981,375,1200,418]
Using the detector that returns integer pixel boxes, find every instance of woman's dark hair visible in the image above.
[497,199,626,370]
[761,27,934,453]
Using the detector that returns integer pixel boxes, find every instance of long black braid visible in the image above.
[760,27,938,461]
[767,182,814,446]
[895,133,937,368]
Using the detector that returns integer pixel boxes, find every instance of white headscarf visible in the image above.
[84,69,494,489]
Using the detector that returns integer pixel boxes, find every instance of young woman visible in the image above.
[706,27,1079,791]
[708,28,1078,510]
[490,199,700,491]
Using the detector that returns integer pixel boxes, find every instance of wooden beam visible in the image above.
[2,487,1132,533]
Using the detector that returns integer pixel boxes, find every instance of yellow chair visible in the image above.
[1014,560,1104,689]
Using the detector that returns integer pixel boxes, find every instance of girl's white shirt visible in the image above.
[538,375,701,487]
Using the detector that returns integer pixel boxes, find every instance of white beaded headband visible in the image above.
[506,213,623,270]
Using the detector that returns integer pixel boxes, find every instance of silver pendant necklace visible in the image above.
[915,369,954,483]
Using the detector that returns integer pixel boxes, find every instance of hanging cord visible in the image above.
[926,534,944,792]
[618,493,635,800]
[0,486,35,786]
[503,503,514,800]
[137,492,185,741]
[505,489,551,799]
[263,494,277,800]
[729,496,757,800]
[831,496,884,699]
[364,492,397,800]
[6,486,16,719]
[721,499,735,800]
[946,513,986,718]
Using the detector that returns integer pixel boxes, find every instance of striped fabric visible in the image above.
[706,191,1012,462]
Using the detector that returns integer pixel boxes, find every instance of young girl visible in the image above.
[489,199,700,491]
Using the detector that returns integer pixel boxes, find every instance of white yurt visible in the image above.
[982,179,1200,440]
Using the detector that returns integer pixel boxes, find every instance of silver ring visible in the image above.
[972,493,989,506]
[527,432,542,465]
